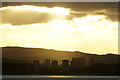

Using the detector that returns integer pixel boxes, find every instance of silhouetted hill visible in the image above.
[2,46,96,63]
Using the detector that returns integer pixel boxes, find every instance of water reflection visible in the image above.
[3,75,119,78]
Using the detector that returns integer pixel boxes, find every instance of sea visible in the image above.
[1,75,120,80]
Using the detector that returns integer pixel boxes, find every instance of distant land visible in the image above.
[2,46,94,63]
[2,46,120,75]
[2,46,120,64]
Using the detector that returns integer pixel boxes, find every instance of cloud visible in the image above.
[1,5,70,25]
[0,3,118,54]
[71,9,118,22]
[1,4,118,26]
[94,9,118,22]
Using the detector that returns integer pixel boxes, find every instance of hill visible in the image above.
[2,46,95,63]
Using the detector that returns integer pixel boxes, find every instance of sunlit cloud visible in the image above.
[1,5,70,15]
[0,5,118,54]
[1,5,70,25]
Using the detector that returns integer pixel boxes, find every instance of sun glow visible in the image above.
[0,5,118,54]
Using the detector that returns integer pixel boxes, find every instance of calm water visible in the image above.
[2,75,119,80]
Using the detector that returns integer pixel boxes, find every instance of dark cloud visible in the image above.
[94,10,118,22]
[1,2,119,25]
[2,7,69,25]
[2,2,118,11]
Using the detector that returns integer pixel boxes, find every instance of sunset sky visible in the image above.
[0,2,119,54]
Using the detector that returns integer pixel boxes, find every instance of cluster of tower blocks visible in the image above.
[33,57,93,73]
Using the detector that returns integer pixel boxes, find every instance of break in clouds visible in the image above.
[1,5,118,25]
[0,3,118,54]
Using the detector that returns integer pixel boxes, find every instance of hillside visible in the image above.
[2,47,95,63]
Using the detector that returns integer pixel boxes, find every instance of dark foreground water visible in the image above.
[2,75,120,80]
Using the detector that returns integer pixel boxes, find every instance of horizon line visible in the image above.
[2,45,119,55]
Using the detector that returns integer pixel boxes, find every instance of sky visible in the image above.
[0,2,119,54]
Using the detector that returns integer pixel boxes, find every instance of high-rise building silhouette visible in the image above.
[44,59,51,71]
[62,59,69,72]
[44,59,50,67]
[70,60,77,71]
[33,60,40,72]
[51,60,58,72]
[76,57,85,68]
